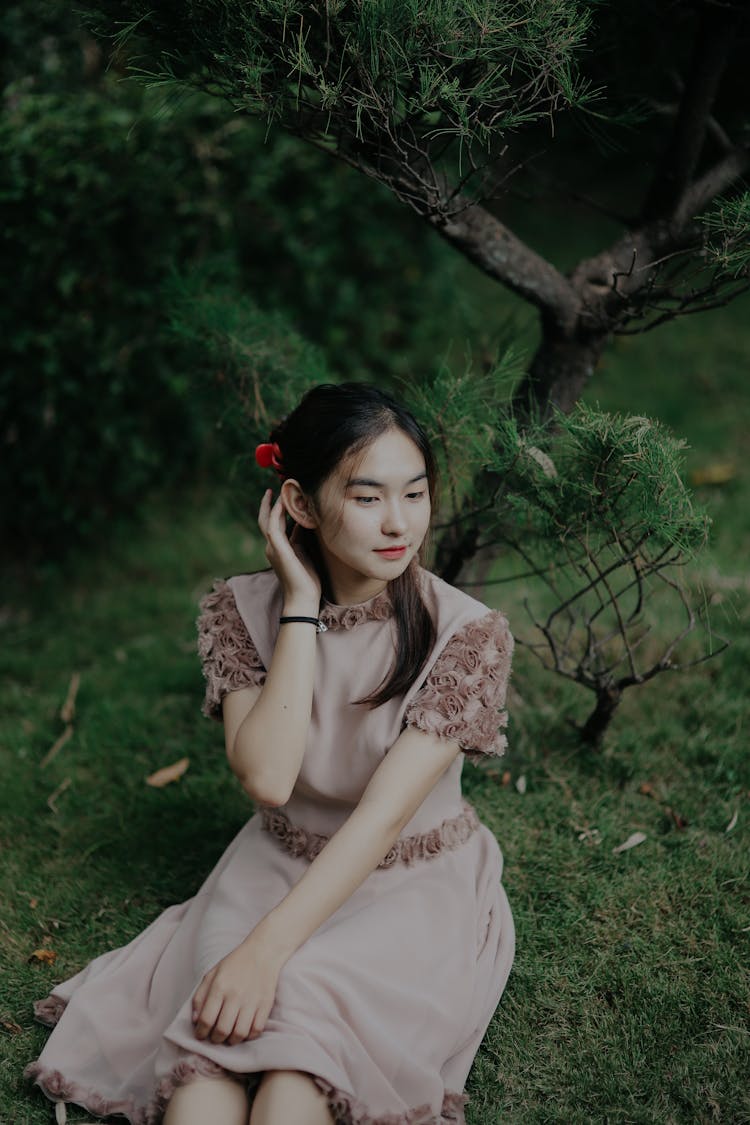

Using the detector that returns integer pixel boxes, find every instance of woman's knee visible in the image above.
[258,1068,325,1095]
[163,1073,249,1125]
[252,1069,333,1123]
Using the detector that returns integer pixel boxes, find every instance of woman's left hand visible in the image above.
[192,930,285,1045]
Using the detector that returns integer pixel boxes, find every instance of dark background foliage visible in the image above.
[2,1,483,556]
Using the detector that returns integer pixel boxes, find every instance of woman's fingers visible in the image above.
[258,490,287,546]
[209,996,240,1044]
[257,488,273,537]
[256,489,320,602]
[193,985,223,1041]
[191,968,214,1020]
[227,990,270,1044]
[252,996,273,1037]
[268,493,288,538]
[228,1003,257,1045]
[197,992,265,1046]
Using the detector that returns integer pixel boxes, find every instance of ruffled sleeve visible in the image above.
[403,610,513,761]
[196,579,267,720]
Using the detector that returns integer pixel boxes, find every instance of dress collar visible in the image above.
[318,587,393,630]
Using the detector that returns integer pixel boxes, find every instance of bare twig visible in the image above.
[60,672,81,725]
[47,777,72,814]
[40,725,74,770]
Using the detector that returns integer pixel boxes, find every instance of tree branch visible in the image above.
[426,196,579,326]
[676,145,750,222]
[642,3,742,221]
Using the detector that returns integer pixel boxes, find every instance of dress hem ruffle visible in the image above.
[25,1055,234,1125]
[26,999,469,1125]
[311,1075,469,1124]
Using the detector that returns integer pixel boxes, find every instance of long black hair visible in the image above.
[269,382,437,706]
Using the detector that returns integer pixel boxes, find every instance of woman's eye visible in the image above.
[406,491,426,501]
[355,496,378,504]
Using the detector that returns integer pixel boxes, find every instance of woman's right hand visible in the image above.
[258,489,322,609]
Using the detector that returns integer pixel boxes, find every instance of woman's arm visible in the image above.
[192,726,461,1044]
[221,611,317,807]
[222,489,322,807]
[256,726,461,955]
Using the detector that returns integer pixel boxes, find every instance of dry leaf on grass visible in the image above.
[725,810,738,833]
[40,725,73,769]
[28,948,57,965]
[639,782,688,828]
[666,806,689,830]
[612,831,647,855]
[1,1018,23,1035]
[60,672,81,724]
[146,757,190,788]
[501,770,512,786]
[515,774,527,795]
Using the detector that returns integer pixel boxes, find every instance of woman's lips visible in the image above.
[374,546,407,558]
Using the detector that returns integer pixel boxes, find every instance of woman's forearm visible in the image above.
[229,602,319,806]
[250,727,462,958]
[254,801,402,960]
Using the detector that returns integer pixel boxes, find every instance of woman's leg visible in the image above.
[163,1075,249,1125]
[249,1069,334,1125]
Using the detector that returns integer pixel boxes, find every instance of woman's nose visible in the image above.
[382,501,408,534]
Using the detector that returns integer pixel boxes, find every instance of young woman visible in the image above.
[26,383,515,1125]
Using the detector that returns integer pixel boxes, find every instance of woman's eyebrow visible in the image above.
[346,472,427,488]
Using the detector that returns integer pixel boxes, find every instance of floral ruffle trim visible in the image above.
[25,1059,144,1123]
[150,1056,243,1122]
[197,579,267,720]
[319,587,393,631]
[404,610,513,761]
[312,1075,469,1124]
[261,799,480,869]
[26,1063,465,1125]
[33,994,67,1026]
[27,997,467,1125]
[26,997,240,1125]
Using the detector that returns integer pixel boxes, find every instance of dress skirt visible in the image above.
[26,807,514,1124]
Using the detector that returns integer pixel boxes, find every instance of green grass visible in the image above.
[2,301,750,1124]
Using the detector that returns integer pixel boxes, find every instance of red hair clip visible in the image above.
[255,441,285,477]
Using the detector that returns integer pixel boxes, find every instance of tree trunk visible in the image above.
[513,318,610,420]
[434,520,481,585]
[434,313,609,583]
[580,684,622,748]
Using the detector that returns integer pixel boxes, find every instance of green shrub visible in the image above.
[1,83,470,558]
[0,84,234,553]
[0,4,511,558]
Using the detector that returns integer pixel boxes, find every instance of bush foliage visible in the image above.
[1,4,478,556]
[408,362,718,737]
[2,85,221,550]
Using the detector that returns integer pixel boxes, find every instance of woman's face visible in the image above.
[312,427,432,603]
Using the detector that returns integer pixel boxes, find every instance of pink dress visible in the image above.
[25,567,515,1124]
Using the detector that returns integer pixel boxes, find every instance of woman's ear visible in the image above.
[280,479,317,529]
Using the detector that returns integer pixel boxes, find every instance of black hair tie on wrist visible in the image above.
[279,615,328,634]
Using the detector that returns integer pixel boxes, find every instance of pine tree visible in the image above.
[78,0,746,739]
[85,0,749,416]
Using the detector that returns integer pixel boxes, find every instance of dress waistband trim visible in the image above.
[260,798,480,868]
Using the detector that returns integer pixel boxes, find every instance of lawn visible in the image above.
[1,299,749,1124]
